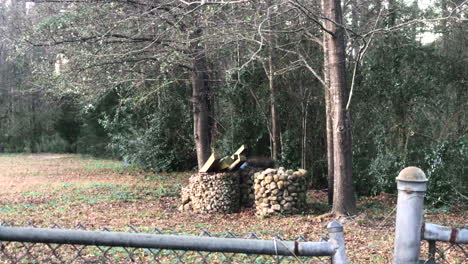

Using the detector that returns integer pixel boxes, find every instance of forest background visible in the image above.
[0,0,466,211]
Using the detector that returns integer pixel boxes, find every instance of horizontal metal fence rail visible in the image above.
[0,226,335,257]
[423,223,468,244]
[0,221,348,263]
[422,223,467,264]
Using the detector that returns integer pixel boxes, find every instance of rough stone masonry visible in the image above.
[253,168,307,216]
[180,167,308,216]
[180,172,240,213]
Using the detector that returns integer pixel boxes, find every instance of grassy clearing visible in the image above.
[0,153,23,158]
[70,155,128,173]
[0,154,465,263]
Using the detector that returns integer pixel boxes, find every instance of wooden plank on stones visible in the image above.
[219,156,235,170]
[229,154,246,171]
[232,145,247,157]
[199,152,221,173]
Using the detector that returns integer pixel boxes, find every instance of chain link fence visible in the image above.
[0,222,339,263]
[422,239,467,264]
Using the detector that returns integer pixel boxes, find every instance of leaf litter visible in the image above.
[0,154,465,263]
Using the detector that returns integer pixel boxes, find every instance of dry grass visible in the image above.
[0,154,465,263]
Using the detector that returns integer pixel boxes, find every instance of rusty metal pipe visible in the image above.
[423,223,468,244]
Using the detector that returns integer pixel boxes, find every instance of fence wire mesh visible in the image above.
[422,240,467,264]
[0,222,331,264]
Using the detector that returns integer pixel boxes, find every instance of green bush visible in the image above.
[423,136,467,207]
[280,129,301,169]
[35,134,70,153]
[104,85,195,171]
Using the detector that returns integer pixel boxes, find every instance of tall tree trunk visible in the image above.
[191,27,212,170]
[325,77,334,206]
[31,91,38,153]
[268,54,281,161]
[301,111,307,169]
[322,0,334,206]
[300,80,311,170]
[266,8,281,162]
[323,0,357,216]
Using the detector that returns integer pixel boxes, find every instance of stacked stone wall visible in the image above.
[180,172,240,213]
[254,168,307,216]
[237,168,261,208]
[180,168,308,216]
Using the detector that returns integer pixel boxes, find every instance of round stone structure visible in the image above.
[180,172,240,213]
[254,168,308,216]
[236,167,261,208]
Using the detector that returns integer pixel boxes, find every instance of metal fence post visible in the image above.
[427,240,436,264]
[393,166,428,264]
[327,221,347,264]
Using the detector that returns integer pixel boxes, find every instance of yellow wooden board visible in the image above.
[219,156,235,170]
[232,145,247,157]
[229,154,246,171]
[199,152,221,173]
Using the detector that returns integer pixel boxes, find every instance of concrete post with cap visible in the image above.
[393,166,428,264]
[327,221,347,264]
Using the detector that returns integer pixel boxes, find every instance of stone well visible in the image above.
[236,167,261,208]
[254,168,308,216]
[180,167,308,216]
[180,172,240,214]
